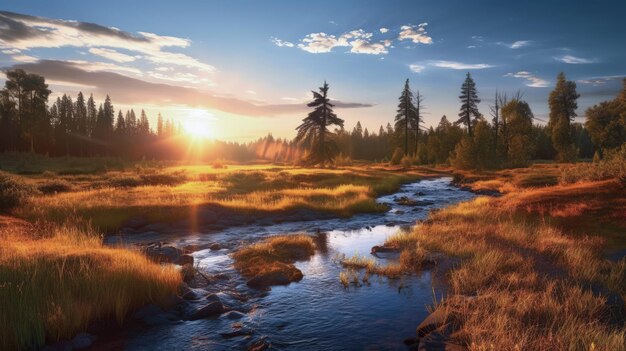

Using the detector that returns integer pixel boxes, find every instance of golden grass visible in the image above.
[384,180,626,350]
[0,219,181,350]
[12,164,441,230]
[232,234,316,282]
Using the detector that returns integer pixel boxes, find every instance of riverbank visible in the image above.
[386,172,626,349]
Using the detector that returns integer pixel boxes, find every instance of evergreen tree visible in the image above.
[414,90,424,154]
[548,72,579,162]
[394,79,416,155]
[501,99,534,166]
[157,113,164,137]
[456,72,481,137]
[115,110,126,135]
[295,81,344,166]
[86,94,97,137]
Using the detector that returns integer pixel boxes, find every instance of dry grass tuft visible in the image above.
[0,221,181,350]
[233,234,315,285]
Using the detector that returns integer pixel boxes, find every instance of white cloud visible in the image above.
[246,90,257,95]
[0,11,215,72]
[509,40,532,49]
[271,37,294,48]
[555,55,595,64]
[379,28,389,33]
[398,23,432,44]
[577,75,624,86]
[297,29,390,55]
[89,48,136,63]
[11,54,38,63]
[409,64,425,73]
[430,60,494,70]
[505,71,549,88]
[68,59,143,76]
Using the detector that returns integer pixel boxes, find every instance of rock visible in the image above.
[144,245,183,264]
[187,301,224,320]
[143,223,169,232]
[71,333,95,349]
[205,293,222,303]
[175,254,194,266]
[418,329,466,351]
[182,243,213,252]
[395,210,405,215]
[248,338,270,351]
[371,245,400,254]
[209,243,221,250]
[416,309,453,338]
[395,196,419,206]
[199,209,218,223]
[220,328,253,339]
[212,273,230,280]
[247,269,301,288]
[179,283,202,300]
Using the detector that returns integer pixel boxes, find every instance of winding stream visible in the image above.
[105,177,475,350]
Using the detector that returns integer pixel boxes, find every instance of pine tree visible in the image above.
[157,113,164,137]
[548,72,579,162]
[414,90,425,154]
[394,79,416,155]
[295,81,344,166]
[457,72,481,137]
[86,94,97,137]
[115,110,126,135]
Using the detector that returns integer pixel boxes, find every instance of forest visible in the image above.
[3,69,622,169]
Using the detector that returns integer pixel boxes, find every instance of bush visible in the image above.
[560,143,626,184]
[139,172,185,186]
[37,179,73,194]
[333,153,353,167]
[109,175,142,187]
[401,154,416,168]
[390,148,404,165]
[0,172,33,212]
[212,159,226,169]
[198,173,218,181]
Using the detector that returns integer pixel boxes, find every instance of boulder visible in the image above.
[248,338,270,351]
[371,245,400,254]
[246,269,301,288]
[187,301,224,320]
[209,243,221,251]
[174,254,194,266]
[144,245,183,264]
[224,310,245,320]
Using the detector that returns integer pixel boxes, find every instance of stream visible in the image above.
[104,177,475,350]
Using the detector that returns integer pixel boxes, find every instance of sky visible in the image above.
[1,0,625,142]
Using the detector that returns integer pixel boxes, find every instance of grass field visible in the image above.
[0,216,181,350]
[0,154,445,230]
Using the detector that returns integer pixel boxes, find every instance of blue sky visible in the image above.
[1,0,625,141]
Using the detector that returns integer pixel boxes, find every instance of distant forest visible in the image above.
[1,69,624,168]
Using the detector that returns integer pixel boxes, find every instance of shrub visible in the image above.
[333,153,353,167]
[139,172,185,186]
[198,173,218,181]
[212,159,226,169]
[37,179,73,194]
[390,148,404,165]
[0,172,33,212]
[109,175,141,187]
[560,143,626,184]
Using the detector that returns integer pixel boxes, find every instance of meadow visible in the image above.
[1,152,625,350]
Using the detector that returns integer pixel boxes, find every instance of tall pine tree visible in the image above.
[548,72,579,162]
[457,73,481,137]
[295,81,344,166]
[394,79,416,155]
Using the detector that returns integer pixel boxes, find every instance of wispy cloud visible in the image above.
[577,75,624,86]
[509,40,532,49]
[0,11,215,72]
[88,48,137,63]
[398,23,432,44]
[379,28,389,33]
[505,71,549,88]
[271,37,294,48]
[554,55,595,64]
[409,64,425,73]
[10,60,373,116]
[430,60,494,70]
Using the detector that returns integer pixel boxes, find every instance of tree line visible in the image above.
[1,68,623,168]
[295,73,619,168]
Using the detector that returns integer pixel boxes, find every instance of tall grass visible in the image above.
[0,222,180,350]
[384,183,626,350]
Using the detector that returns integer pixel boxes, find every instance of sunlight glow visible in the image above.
[182,109,216,139]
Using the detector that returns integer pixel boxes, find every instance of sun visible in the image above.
[182,109,215,139]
